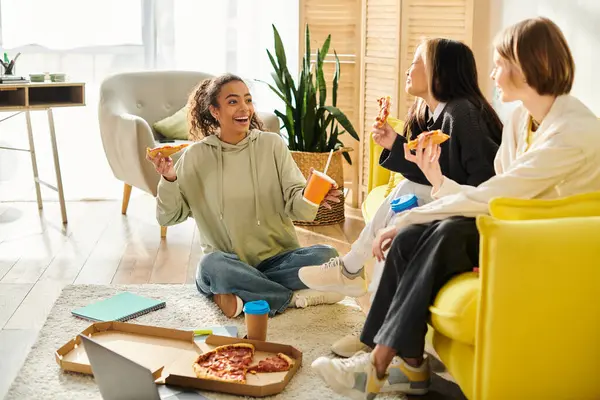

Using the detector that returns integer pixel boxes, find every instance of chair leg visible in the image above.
[121,183,132,215]
[161,226,167,239]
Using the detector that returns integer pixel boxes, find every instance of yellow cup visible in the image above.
[303,170,336,206]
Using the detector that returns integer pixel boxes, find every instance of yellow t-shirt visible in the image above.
[525,115,537,152]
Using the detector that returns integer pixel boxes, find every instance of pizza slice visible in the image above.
[374,96,392,128]
[406,129,450,151]
[146,143,189,158]
[193,343,255,384]
[247,353,294,374]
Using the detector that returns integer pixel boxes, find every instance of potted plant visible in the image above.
[263,24,360,225]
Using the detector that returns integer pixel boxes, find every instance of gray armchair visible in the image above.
[98,71,279,238]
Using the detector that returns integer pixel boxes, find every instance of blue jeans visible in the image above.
[195,245,338,316]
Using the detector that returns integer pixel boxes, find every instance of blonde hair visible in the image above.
[494,17,574,96]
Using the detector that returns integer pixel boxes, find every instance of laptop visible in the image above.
[80,334,209,400]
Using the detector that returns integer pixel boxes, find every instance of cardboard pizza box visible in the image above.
[55,321,197,378]
[56,323,302,397]
[162,335,302,397]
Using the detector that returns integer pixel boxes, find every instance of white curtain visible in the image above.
[1,0,143,49]
[0,0,298,201]
[167,0,299,113]
[0,0,298,112]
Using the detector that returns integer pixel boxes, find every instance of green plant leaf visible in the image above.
[336,139,353,165]
[319,35,331,69]
[272,25,287,72]
[304,24,311,75]
[323,106,359,142]
[316,50,327,107]
[271,26,297,105]
[327,120,338,150]
[268,73,287,98]
[266,49,280,78]
[342,151,352,165]
[303,93,318,151]
[311,107,327,151]
[256,78,292,109]
[319,113,333,151]
[275,109,293,147]
[293,69,306,151]
[283,67,296,99]
[332,51,340,107]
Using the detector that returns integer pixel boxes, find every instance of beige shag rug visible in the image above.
[5,284,464,400]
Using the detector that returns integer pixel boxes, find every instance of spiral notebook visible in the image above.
[72,292,166,322]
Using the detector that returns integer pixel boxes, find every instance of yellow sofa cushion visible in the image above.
[381,117,406,197]
[384,172,404,197]
[430,271,479,346]
[490,191,600,220]
[361,185,389,222]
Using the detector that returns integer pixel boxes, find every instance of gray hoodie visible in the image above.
[156,130,318,267]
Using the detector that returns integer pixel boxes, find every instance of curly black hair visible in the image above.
[187,74,264,141]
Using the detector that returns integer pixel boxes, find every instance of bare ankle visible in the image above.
[372,345,396,379]
[403,357,424,368]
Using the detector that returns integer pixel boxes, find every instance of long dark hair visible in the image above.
[188,74,264,140]
[403,38,503,138]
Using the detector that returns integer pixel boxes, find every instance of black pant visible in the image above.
[360,217,480,359]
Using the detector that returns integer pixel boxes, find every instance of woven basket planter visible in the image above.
[291,149,349,226]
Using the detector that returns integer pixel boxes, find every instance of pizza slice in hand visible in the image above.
[146,143,189,158]
[374,96,392,128]
[247,353,294,374]
[406,129,450,151]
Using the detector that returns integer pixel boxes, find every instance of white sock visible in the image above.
[342,250,366,274]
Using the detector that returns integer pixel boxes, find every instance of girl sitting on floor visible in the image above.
[148,74,344,318]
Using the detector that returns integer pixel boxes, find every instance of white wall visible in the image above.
[478,0,600,118]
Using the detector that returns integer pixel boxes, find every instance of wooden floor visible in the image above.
[0,195,365,398]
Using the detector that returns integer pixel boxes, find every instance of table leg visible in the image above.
[25,110,43,210]
[47,108,68,224]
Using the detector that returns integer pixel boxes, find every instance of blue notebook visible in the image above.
[72,292,166,322]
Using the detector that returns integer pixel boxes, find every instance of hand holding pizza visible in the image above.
[371,122,397,151]
[403,131,445,191]
[372,96,395,150]
[146,150,177,182]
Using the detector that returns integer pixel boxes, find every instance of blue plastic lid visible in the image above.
[390,194,419,213]
[243,300,270,315]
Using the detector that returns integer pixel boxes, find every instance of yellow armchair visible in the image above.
[361,118,404,221]
[471,214,600,399]
[362,133,600,399]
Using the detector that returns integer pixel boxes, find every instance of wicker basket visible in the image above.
[291,149,349,226]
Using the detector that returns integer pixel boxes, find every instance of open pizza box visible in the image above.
[55,321,196,379]
[55,321,302,397]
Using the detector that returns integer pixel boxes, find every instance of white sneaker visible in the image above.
[312,351,385,400]
[298,257,367,297]
[331,334,371,358]
[292,289,345,308]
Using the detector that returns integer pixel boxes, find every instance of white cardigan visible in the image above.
[393,95,600,228]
